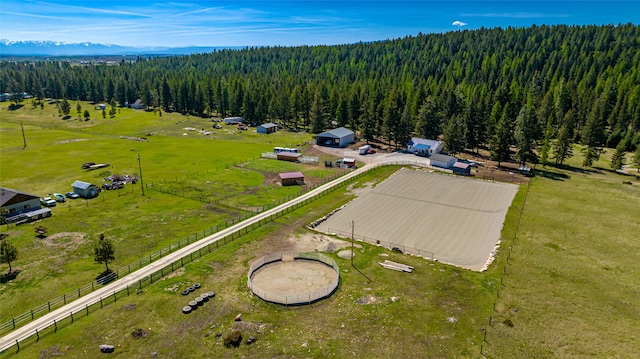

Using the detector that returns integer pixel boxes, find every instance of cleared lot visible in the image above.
[315,168,519,271]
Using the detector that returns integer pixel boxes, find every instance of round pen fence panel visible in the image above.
[248,252,340,305]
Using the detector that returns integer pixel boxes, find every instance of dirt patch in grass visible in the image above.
[355,294,382,305]
[41,232,86,246]
[53,138,90,145]
[285,232,358,253]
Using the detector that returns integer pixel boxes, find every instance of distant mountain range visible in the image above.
[0,40,242,56]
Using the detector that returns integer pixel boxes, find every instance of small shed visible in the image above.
[224,117,243,125]
[130,99,146,110]
[72,180,99,199]
[429,154,457,169]
[452,162,472,175]
[279,172,305,186]
[277,152,301,162]
[257,122,278,134]
[316,127,355,148]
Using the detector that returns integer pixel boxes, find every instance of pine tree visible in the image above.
[361,98,376,143]
[581,99,606,167]
[634,146,640,172]
[443,114,466,155]
[490,104,512,166]
[539,114,555,167]
[310,89,327,134]
[94,234,115,273]
[610,142,626,170]
[396,103,413,150]
[414,96,442,139]
[336,95,348,128]
[59,98,70,116]
[553,123,574,165]
[0,240,18,273]
[514,101,539,166]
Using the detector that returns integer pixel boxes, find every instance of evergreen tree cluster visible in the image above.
[2,24,640,164]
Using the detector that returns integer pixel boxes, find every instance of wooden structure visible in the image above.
[279,172,305,186]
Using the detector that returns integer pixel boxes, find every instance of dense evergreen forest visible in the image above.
[2,24,640,167]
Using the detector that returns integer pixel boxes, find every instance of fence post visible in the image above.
[54,319,57,332]
[15,339,19,352]
[127,285,130,296]
[63,294,66,304]
[31,309,34,320]
[91,282,94,291]
[12,318,15,329]
[70,312,74,324]
[100,297,103,308]
[113,291,117,302]
[78,288,81,298]
[86,304,89,316]
[48,301,51,312]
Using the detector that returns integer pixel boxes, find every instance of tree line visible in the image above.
[2,23,640,167]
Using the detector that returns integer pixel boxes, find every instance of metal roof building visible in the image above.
[316,127,355,148]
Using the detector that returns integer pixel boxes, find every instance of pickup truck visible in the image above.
[40,197,57,207]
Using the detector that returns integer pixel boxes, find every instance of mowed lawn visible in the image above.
[488,154,640,358]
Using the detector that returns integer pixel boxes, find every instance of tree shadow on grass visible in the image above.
[534,167,570,181]
[96,269,117,285]
[0,270,21,283]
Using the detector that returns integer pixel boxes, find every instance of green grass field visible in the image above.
[0,101,334,322]
[2,101,640,358]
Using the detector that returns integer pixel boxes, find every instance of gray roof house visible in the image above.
[0,187,45,222]
[407,138,444,157]
[316,127,355,148]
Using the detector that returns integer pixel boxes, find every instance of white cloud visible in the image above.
[452,20,468,27]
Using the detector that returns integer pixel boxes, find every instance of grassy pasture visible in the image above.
[487,152,640,358]
[0,102,332,322]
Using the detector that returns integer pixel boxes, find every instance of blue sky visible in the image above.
[1,1,639,47]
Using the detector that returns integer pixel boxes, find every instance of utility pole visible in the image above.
[137,153,145,196]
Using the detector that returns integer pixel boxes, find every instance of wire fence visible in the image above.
[247,251,339,305]
[326,228,434,260]
[0,161,423,354]
[479,165,534,357]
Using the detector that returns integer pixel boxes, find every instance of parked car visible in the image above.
[65,191,80,199]
[52,193,66,202]
[40,197,57,207]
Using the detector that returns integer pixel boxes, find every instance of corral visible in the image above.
[314,168,519,271]
[248,252,340,305]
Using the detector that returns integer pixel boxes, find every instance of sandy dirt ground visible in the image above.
[313,168,519,271]
[250,260,337,296]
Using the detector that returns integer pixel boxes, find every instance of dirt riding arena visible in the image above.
[314,168,519,271]
[248,252,340,305]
